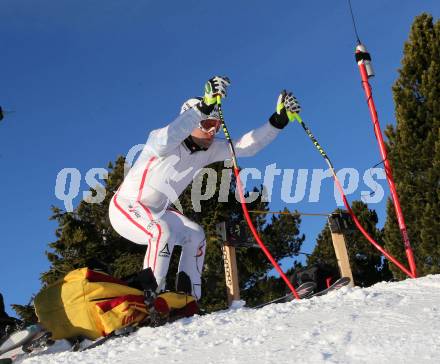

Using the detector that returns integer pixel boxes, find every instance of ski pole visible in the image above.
[216,95,301,299]
[290,113,415,279]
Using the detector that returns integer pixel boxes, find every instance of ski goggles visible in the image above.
[199,119,221,135]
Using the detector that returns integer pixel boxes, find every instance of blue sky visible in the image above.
[1,1,439,315]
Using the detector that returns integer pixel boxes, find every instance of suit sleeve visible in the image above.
[207,122,281,163]
[146,108,204,156]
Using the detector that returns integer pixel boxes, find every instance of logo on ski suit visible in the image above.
[158,243,171,258]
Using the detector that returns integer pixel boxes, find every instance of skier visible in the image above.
[108,76,300,301]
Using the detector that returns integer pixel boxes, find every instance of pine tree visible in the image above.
[308,201,392,287]
[384,13,440,279]
[11,302,38,325]
[41,156,145,286]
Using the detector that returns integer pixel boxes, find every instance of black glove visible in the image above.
[269,90,301,129]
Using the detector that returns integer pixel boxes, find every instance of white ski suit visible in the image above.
[109,106,281,299]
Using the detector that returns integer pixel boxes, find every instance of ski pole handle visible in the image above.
[291,113,302,124]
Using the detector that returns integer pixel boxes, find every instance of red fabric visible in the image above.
[96,295,145,313]
[86,270,127,286]
[153,297,170,314]
[171,300,199,318]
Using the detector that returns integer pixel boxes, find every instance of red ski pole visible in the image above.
[355,44,417,278]
[216,96,301,300]
[292,113,414,279]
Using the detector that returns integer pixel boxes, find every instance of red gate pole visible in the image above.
[355,44,417,278]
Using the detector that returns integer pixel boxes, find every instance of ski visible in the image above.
[0,344,23,363]
[80,308,193,352]
[80,327,127,352]
[21,331,53,353]
[0,325,53,363]
[310,277,351,297]
[253,277,351,309]
[253,281,317,309]
[0,324,43,356]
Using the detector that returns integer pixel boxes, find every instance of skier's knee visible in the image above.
[150,219,171,243]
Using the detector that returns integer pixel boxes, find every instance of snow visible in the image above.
[20,275,440,364]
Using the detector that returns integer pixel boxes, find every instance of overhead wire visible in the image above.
[347,0,361,44]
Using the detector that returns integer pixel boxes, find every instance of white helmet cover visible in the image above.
[180,98,220,120]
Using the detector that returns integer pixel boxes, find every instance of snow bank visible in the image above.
[21,275,440,364]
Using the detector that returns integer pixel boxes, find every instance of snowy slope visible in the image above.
[20,275,440,364]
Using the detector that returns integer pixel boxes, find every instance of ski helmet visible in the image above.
[180,98,220,120]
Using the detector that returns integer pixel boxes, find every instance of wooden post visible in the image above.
[328,213,355,287]
[216,222,241,306]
